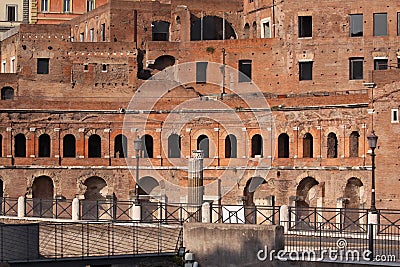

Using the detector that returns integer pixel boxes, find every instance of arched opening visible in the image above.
[343,177,363,229]
[82,176,108,220]
[243,177,266,223]
[32,176,54,217]
[295,177,319,229]
[138,176,160,222]
[252,21,257,38]
[150,55,175,71]
[349,131,360,157]
[251,134,262,157]
[327,132,338,158]
[38,134,51,157]
[0,134,3,157]
[152,21,170,41]
[142,135,154,158]
[303,133,313,158]
[114,134,127,158]
[197,135,209,158]
[88,134,101,158]
[278,133,289,158]
[63,134,76,158]
[1,87,14,100]
[14,133,26,157]
[168,134,181,158]
[225,134,237,158]
[191,16,236,41]
[243,23,250,39]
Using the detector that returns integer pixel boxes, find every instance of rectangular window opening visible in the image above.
[196,62,208,83]
[392,109,399,123]
[350,14,363,37]
[261,19,271,38]
[37,58,49,74]
[238,60,252,82]
[298,16,312,38]
[102,64,107,72]
[299,61,313,81]
[84,64,89,71]
[100,23,105,41]
[63,0,71,13]
[80,32,84,42]
[374,58,388,70]
[374,13,388,36]
[87,0,95,12]
[6,5,17,22]
[349,58,363,80]
[41,0,49,12]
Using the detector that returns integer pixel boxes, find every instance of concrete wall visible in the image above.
[183,223,284,267]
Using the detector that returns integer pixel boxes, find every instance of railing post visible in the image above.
[72,198,80,221]
[279,205,289,234]
[131,203,141,221]
[368,211,378,261]
[201,202,210,223]
[18,196,25,218]
[336,198,344,231]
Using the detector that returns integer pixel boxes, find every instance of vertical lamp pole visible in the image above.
[367,130,378,261]
[134,135,143,204]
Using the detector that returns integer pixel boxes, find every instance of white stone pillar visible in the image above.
[280,205,289,234]
[202,202,210,223]
[368,212,379,238]
[18,196,25,218]
[317,197,323,225]
[72,198,80,221]
[336,198,344,226]
[131,204,141,221]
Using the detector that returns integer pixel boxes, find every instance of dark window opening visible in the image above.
[252,21,257,37]
[102,64,107,72]
[37,58,49,74]
[374,59,388,70]
[15,133,26,157]
[349,131,359,157]
[298,16,312,38]
[114,134,127,158]
[196,62,208,83]
[191,16,236,41]
[327,132,338,158]
[63,134,76,158]
[239,60,252,82]
[350,58,363,80]
[299,61,313,81]
[88,134,101,158]
[142,135,154,158]
[303,133,313,158]
[32,176,54,217]
[350,14,363,37]
[398,13,400,36]
[397,58,400,68]
[244,23,250,39]
[225,134,237,158]
[278,133,289,158]
[168,134,181,158]
[150,55,175,71]
[1,87,14,100]
[251,134,262,157]
[7,5,17,22]
[87,0,95,12]
[84,64,88,71]
[152,21,170,41]
[197,135,209,158]
[100,23,106,41]
[0,135,2,157]
[39,134,51,157]
[374,13,387,36]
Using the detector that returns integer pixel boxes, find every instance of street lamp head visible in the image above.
[367,130,378,150]
[134,135,144,152]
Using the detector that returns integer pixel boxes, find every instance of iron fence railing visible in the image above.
[0,197,18,217]
[25,198,73,219]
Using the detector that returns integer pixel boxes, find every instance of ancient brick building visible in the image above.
[0,0,398,211]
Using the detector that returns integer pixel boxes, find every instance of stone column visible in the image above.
[188,150,204,222]
[18,196,25,218]
[72,198,80,221]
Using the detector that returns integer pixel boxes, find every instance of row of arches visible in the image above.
[5,131,361,159]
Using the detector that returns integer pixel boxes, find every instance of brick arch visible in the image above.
[294,172,322,190]
[27,171,61,197]
[323,127,340,138]
[77,173,114,198]
[342,173,367,204]
[35,129,57,139]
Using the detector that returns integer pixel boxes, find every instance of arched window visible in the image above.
[225,134,237,158]
[1,87,14,100]
[303,133,313,158]
[152,21,170,41]
[349,131,360,157]
[327,132,338,158]
[14,133,26,157]
[197,135,209,158]
[251,134,262,157]
[142,135,154,158]
[114,134,127,158]
[150,55,175,71]
[244,23,250,39]
[252,21,257,38]
[63,134,76,158]
[38,134,51,157]
[88,134,101,158]
[32,176,54,217]
[168,134,181,158]
[278,133,289,158]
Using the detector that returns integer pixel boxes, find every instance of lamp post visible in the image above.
[134,135,144,204]
[367,130,378,213]
[367,130,378,261]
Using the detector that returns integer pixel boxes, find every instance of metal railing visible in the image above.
[25,198,73,219]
